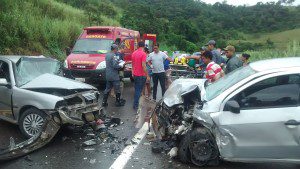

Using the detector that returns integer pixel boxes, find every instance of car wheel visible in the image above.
[19,108,46,138]
[179,127,219,167]
[178,131,192,163]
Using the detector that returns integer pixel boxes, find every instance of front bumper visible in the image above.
[64,68,106,84]
[58,102,101,125]
[64,68,132,84]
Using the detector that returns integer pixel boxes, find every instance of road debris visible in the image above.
[83,139,97,146]
[84,148,95,151]
[89,159,96,164]
[168,147,178,158]
[0,115,60,161]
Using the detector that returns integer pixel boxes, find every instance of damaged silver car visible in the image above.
[152,57,300,166]
[0,55,102,138]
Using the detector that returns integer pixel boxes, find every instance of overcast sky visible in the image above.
[201,0,300,6]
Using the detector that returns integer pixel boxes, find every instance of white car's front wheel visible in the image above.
[19,108,46,138]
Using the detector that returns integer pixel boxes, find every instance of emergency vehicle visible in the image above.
[64,26,156,84]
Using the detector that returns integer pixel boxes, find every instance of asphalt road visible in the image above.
[0,80,300,169]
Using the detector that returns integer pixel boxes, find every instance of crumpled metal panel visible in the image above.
[20,73,96,90]
[163,78,206,107]
[0,115,60,161]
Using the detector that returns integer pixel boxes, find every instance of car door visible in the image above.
[219,73,300,159]
[0,60,14,121]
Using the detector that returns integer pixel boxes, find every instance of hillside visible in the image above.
[111,0,300,52]
[0,0,120,60]
[0,0,299,59]
[248,28,300,49]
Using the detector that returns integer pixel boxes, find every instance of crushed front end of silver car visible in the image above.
[55,90,103,128]
[151,79,220,166]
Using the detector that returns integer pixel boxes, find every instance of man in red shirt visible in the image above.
[132,41,149,110]
[203,51,224,83]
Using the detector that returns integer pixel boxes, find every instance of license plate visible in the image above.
[75,78,85,82]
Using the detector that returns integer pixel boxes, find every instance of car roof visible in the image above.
[0,55,47,63]
[250,57,300,72]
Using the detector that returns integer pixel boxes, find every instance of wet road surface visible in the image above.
[1,80,300,169]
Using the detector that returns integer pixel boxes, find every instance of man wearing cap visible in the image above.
[102,44,126,107]
[205,40,226,66]
[224,45,243,74]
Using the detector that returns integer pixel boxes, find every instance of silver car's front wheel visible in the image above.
[19,108,46,138]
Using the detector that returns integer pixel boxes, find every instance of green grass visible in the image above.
[245,40,300,62]
[247,28,300,49]
[0,0,120,60]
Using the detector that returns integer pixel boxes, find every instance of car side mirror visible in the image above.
[0,78,10,87]
[225,100,240,114]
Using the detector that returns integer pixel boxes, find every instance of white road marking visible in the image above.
[109,122,149,169]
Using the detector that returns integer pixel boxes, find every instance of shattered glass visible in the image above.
[15,57,62,86]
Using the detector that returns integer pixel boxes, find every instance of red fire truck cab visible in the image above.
[64,26,156,84]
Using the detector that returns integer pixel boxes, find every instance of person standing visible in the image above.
[205,40,226,66]
[102,44,126,107]
[147,43,173,101]
[132,41,149,110]
[143,47,152,98]
[224,45,243,74]
[240,53,251,66]
[202,51,224,83]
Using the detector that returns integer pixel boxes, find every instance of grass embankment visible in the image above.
[248,28,300,50]
[245,40,300,62]
[0,0,120,60]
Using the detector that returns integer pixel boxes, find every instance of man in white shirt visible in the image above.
[147,43,173,100]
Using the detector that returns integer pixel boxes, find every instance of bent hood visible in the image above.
[163,78,207,107]
[21,73,96,90]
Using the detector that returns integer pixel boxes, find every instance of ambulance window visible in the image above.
[145,40,153,52]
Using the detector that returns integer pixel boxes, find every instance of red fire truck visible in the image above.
[64,26,156,84]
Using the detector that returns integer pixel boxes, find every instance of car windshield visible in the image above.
[205,66,256,101]
[72,39,113,54]
[15,57,62,86]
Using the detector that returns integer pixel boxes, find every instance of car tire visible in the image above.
[178,132,192,163]
[179,127,219,167]
[19,108,47,138]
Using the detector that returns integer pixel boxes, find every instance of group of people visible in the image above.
[186,40,250,82]
[131,42,173,109]
[101,39,251,109]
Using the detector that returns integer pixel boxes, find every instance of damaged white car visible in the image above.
[152,57,300,166]
[0,55,102,138]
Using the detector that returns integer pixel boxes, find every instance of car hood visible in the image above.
[163,78,207,107]
[20,73,96,90]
